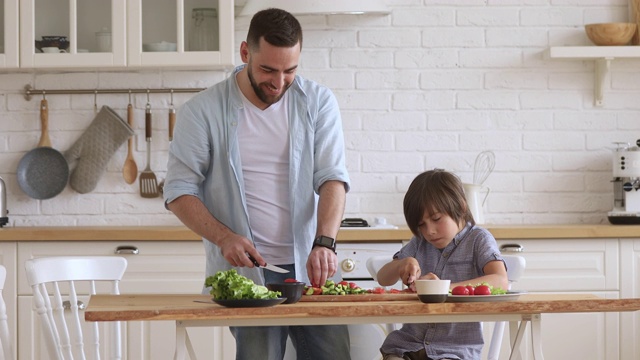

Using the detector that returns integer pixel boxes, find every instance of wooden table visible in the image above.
[85,293,640,360]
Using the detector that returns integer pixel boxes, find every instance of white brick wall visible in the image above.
[1,0,639,227]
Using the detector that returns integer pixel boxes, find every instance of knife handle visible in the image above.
[247,253,260,267]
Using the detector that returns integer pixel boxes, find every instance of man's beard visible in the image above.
[247,66,290,105]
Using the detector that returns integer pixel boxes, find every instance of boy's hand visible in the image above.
[399,257,421,287]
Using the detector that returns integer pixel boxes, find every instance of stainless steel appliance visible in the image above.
[608,140,640,224]
[0,176,8,227]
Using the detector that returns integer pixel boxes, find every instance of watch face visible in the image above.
[314,236,336,251]
[317,236,334,247]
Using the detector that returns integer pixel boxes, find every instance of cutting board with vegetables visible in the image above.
[300,293,418,302]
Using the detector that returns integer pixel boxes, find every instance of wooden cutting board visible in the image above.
[300,293,419,302]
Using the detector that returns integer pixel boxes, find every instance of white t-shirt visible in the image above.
[237,93,294,265]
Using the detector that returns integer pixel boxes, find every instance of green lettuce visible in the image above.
[205,269,281,300]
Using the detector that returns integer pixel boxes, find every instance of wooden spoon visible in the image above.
[122,103,138,184]
[633,0,640,45]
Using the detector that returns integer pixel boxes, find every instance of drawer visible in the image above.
[497,239,619,292]
[17,241,207,295]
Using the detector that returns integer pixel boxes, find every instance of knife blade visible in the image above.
[247,254,290,274]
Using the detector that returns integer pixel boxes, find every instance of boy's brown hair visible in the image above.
[403,169,475,237]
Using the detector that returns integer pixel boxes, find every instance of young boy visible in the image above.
[377,169,508,360]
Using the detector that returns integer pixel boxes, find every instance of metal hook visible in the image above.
[146,89,151,110]
[42,90,46,100]
[170,89,174,107]
[94,90,98,113]
[128,89,132,103]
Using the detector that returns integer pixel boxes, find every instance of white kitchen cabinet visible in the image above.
[0,242,17,360]
[15,0,234,70]
[619,238,640,360]
[126,0,234,69]
[16,241,233,360]
[490,239,621,360]
[19,0,127,68]
[0,0,20,68]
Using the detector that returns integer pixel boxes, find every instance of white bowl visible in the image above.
[143,41,177,52]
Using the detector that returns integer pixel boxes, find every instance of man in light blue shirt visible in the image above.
[163,8,351,360]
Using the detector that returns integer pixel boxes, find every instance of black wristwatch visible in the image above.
[313,235,336,253]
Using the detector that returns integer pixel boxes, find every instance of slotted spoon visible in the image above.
[473,151,495,185]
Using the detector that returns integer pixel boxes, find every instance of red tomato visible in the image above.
[371,287,386,294]
[465,285,475,295]
[284,278,299,283]
[474,285,491,296]
[349,282,359,289]
[389,288,402,293]
[338,281,349,287]
[451,286,470,296]
[311,287,323,295]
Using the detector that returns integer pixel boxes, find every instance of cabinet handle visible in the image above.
[63,300,86,311]
[114,245,140,255]
[500,244,524,252]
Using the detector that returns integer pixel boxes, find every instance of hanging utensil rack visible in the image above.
[23,84,206,101]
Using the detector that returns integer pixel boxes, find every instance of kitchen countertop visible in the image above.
[0,224,639,242]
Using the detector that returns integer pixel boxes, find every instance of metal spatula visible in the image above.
[139,102,159,198]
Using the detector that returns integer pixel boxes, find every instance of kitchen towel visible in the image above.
[65,106,134,193]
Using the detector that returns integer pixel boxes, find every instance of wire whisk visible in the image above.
[473,151,495,185]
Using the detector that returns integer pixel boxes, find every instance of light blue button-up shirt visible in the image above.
[163,65,350,286]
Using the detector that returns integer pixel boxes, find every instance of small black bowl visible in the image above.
[418,294,448,303]
[266,282,305,304]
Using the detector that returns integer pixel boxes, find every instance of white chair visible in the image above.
[487,254,526,360]
[25,256,128,360]
[366,255,396,284]
[0,265,13,360]
[365,256,401,333]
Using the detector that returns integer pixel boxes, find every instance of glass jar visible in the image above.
[189,8,218,51]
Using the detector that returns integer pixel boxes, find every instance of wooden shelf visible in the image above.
[547,46,640,106]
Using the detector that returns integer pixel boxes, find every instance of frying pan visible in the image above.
[17,99,69,199]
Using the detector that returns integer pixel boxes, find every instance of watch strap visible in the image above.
[313,235,336,253]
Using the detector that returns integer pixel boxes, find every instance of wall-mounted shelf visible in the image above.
[547,46,640,107]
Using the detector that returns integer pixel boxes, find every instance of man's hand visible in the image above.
[217,233,263,268]
[306,246,338,287]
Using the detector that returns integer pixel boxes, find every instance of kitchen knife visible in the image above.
[247,254,289,274]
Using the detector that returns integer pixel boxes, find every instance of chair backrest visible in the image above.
[0,265,13,360]
[365,255,395,283]
[503,254,526,289]
[24,256,128,360]
[487,254,526,360]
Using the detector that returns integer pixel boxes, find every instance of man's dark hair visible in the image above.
[247,8,303,51]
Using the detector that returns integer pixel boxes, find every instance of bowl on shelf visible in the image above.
[142,41,177,52]
[266,282,305,304]
[585,23,637,46]
[35,36,70,52]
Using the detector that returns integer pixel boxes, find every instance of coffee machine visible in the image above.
[608,140,640,224]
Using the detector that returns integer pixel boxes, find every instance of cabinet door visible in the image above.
[17,241,230,360]
[0,242,17,360]
[490,239,620,360]
[19,0,126,68]
[1,0,19,68]
[620,238,640,360]
[126,0,234,69]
